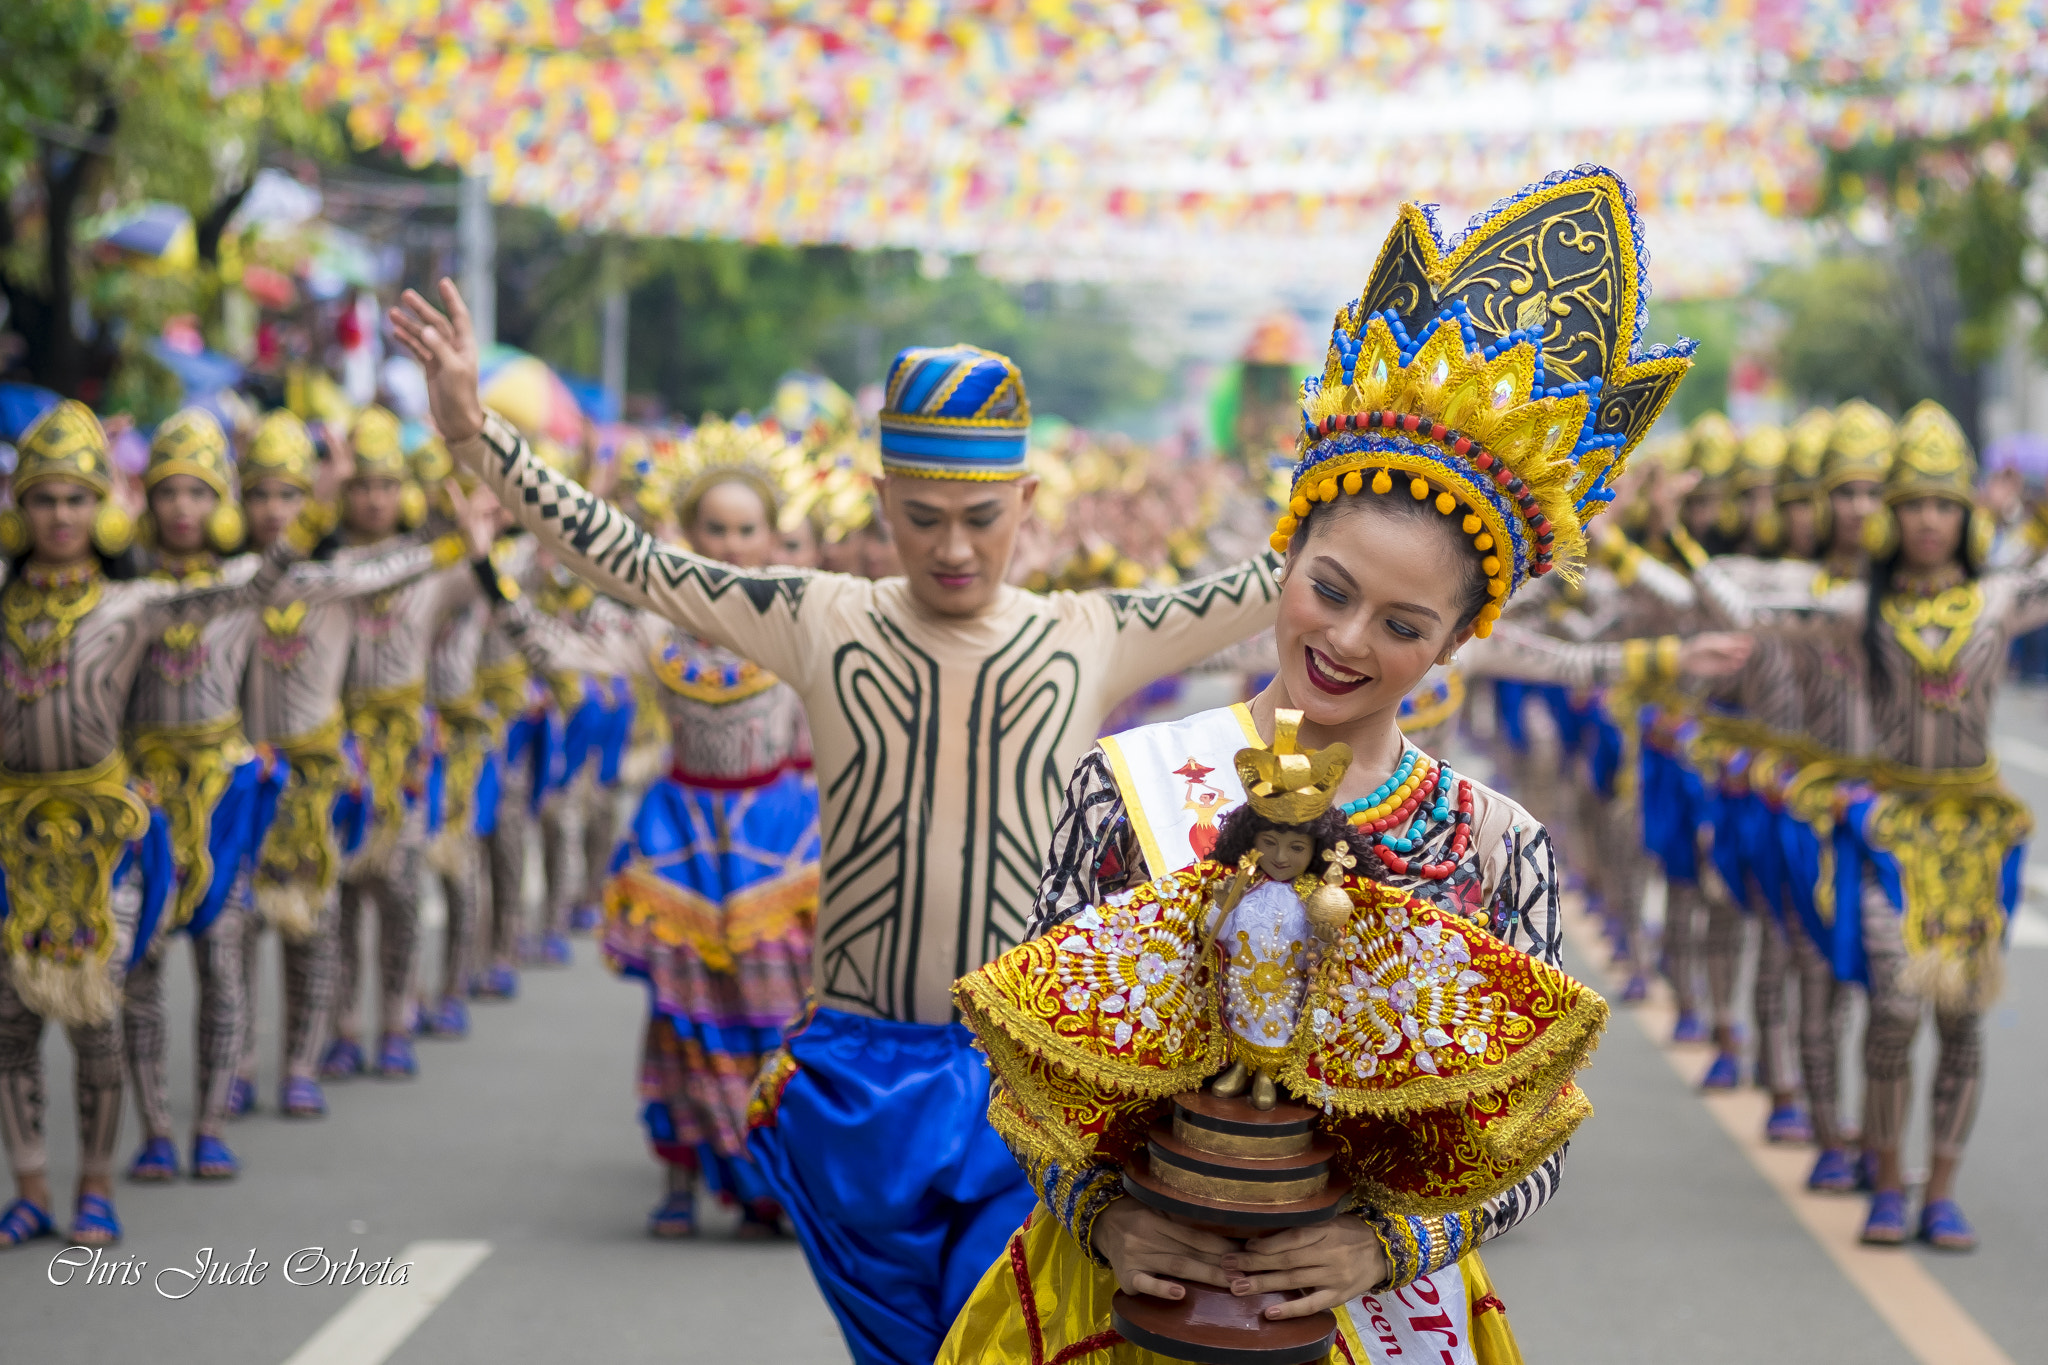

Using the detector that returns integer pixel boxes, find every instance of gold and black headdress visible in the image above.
[1,399,132,555]
[1271,166,1691,636]
[146,407,245,551]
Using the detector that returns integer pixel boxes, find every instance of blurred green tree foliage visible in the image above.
[493,207,1163,425]
[1,0,335,397]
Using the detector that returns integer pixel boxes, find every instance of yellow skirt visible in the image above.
[938,1207,1522,1365]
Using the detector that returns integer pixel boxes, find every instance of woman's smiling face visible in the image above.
[1276,497,1481,730]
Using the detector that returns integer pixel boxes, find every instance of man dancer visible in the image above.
[323,406,473,1081]
[236,410,465,1114]
[395,281,1280,1365]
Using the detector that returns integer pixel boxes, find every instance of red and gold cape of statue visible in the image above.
[955,864,1608,1215]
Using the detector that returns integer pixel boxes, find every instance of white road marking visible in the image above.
[278,1240,491,1365]
[1563,896,2015,1365]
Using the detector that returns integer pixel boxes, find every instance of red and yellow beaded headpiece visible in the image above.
[1270,166,1693,636]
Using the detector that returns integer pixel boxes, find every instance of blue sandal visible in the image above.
[1807,1147,1858,1193]
[1764,1104,1812,1144]
[1670,1011,1709,1045]
[127,1135,180,1183]
[226,1075,256,1118]
[473,965,519,1000]
[319,1036,366,1079]
[69,1193,121,1246]
[648,1190,695,1239]
[569,903,603,934]
[1860,1190,1909,1246]
[1917,1199,1977,1252]
[422,996,469,1038]
[1699,1051,1741,1090]
[376,1032,417,1078]
[280,1076,327,1117]
[0,1197,55,1247]
[191,1134,239,1181]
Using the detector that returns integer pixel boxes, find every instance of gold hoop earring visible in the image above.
[92,501,136,555]
[398,483,427,531]
[1860,509,1898,559]
[206,502,246,552]
[0,508,26,557]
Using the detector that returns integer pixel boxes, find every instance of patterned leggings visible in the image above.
[1750,899,1798,1097]
[1791,924,1851,1150]
[430,846,482,1000]
[0,965,125,1183]
[541,775,617,937]
[123,895,248,1140]
[1590,790,1648,967]
[336,840,424,1039]
[486,808,530,971]
[238,891,340,1084]
[1859,877,1983,1161]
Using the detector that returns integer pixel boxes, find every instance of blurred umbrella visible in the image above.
[479,345,586,446]
[92,202,198,271]
[0,382,62,443]
[149,340,244,400]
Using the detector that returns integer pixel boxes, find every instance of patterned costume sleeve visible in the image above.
[1093,555,1285,705]
[288,535,460,608]
[138,535,308,628]
[1027,749,1144,939]
[1462,622,1687,691]
[1992,550,2048,638]
[450,412,835,688]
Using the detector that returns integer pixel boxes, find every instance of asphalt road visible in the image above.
[6,697,2047,1364]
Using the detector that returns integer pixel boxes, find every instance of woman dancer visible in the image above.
[457,454,820,1239]
[942,165,1693,1361]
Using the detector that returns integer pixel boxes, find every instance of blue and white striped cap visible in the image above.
[877,344,1031,480]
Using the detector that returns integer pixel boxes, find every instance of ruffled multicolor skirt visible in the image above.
[603,766,820,1206]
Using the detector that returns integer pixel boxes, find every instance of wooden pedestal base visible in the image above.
[1112,1286,1336,1365]
[1109,1090,1344,1364]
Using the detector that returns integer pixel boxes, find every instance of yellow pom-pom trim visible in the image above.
[1473,533,1493,551]
[1486,578,1507,598]
[1318,477,1338,502]
[1480,602,1502,622]
[1269,532,1292,554]
[1434,491,1456,515]
[1277,514,1299,535]
[1371,469,1392,495]
[1409,477,1429,500]
[1462,515,1482,534]
[1482,555,1501,575]
[1473,619,1494,638]
[1291,496,1311,517]
[1342,470,1363,495]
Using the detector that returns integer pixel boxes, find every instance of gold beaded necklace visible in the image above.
[2,560,105,702]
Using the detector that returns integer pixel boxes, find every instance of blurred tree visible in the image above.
[1644,299,1738,423]
[0,0,336,397]
[1761,253,1937,415]
[491,209,1162,425]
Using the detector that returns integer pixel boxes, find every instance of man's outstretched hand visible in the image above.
[389,278,487,446]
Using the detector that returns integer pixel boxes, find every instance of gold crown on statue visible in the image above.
[1235,709,1354,825]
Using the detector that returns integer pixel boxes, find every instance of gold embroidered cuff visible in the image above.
[1655,634,1681,680]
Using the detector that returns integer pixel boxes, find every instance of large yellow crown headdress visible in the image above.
[349,405,425,529]
[241,410,316,493]
[1686,413,1740,482]
[1273,166,1691,636]
[675,415,794,530]
[1733,425,1786,494]
[147,407,245,551]
[1,399,133,556]
[1234,709,1354,825]
[1886,400,1975,505]
[14,399,113,499]
[1822,399,1895,490]
[1781,407,1833,501]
